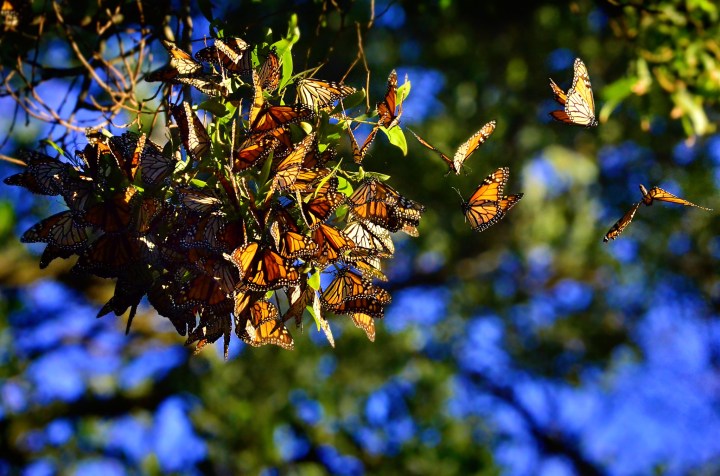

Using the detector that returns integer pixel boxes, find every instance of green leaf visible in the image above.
[397,77,411,104]
[337,176,353,196]
[381,126,408,155]
[198,99,230,118]
[308,270,321,290]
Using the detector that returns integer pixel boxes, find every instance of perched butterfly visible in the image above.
[195,37,250,74]
[137,137,176,187]
[350,312,376,342]
[348,124,379,165]
[549,57,598,127]
[3,150,73,195]
[603,184,712,242]
[145,40,202,81]
[237,298,294,350]
[75,233,143,278]
[258,49,281,92]
[409,121,496,175]
[229,242,300,291]
[249,71,314,133]
[348,178,424,232]
[173,73,228,97]
[459,167,523,232]
[84,187,137,234]
[296,78,356,110]
[342,217,394,258]
[233,133,280,172]
[299,177,346,230]
[172,102,211,160]
[377,69,404,129]
[268,133,315,195]
[311,223,356,266]
[108,132,143,181]
[21,210,89,250]
[177,186,222,214]
[321,268,391,318]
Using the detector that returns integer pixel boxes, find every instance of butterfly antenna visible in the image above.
[451,186,465,205]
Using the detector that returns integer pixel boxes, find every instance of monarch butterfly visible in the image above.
[132,196,163,235]
[287,167,331,193]
[137,137,176,187]
[351,312,376,342]
[603,184,712,242]
[75,234,143,278]
[144,40,203,82]
[173,272,232,313]
[249,71,314,132]
[276,229,319,259]
[299,177,346,230]
[4,150,72,196]
[459,167,523,232]
[177,187,222,214]
[603,201,641,242]
[229,242,300,291]
[108,132,143,181]
[172,102,211,160]
[180,211,225,250]
[320,268,387,306]
[342,217,394,258]
[311,223,356,266]
[237,298,294,350]
[84,188,137,234]
[233,133,281,172]
[268,133,315,195]
[549,57,598,127]
[21,210,88,250]
[377,69,403,129]
[258,49,280,92]
[296,78,357,110]
[348,178,424,232]
[173,73,228,97]
[195,37,250,74]
[321,269,391,318]
[347,124,379,165]
[302,143,336,170]
[409,121,496,175]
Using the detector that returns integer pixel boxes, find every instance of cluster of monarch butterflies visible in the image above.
[5,35,427,355]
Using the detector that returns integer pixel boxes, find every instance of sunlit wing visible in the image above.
[603,201,641,242]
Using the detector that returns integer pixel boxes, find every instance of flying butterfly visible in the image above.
[249,71,314,133]
[296,78,357,110]
[172,102,211,160]
[459,167,523,232]
[408,120,496,175]
[603,184,712,242]
[549,57,598,127]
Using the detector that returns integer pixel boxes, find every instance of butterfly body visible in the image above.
[549,57,598,127]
